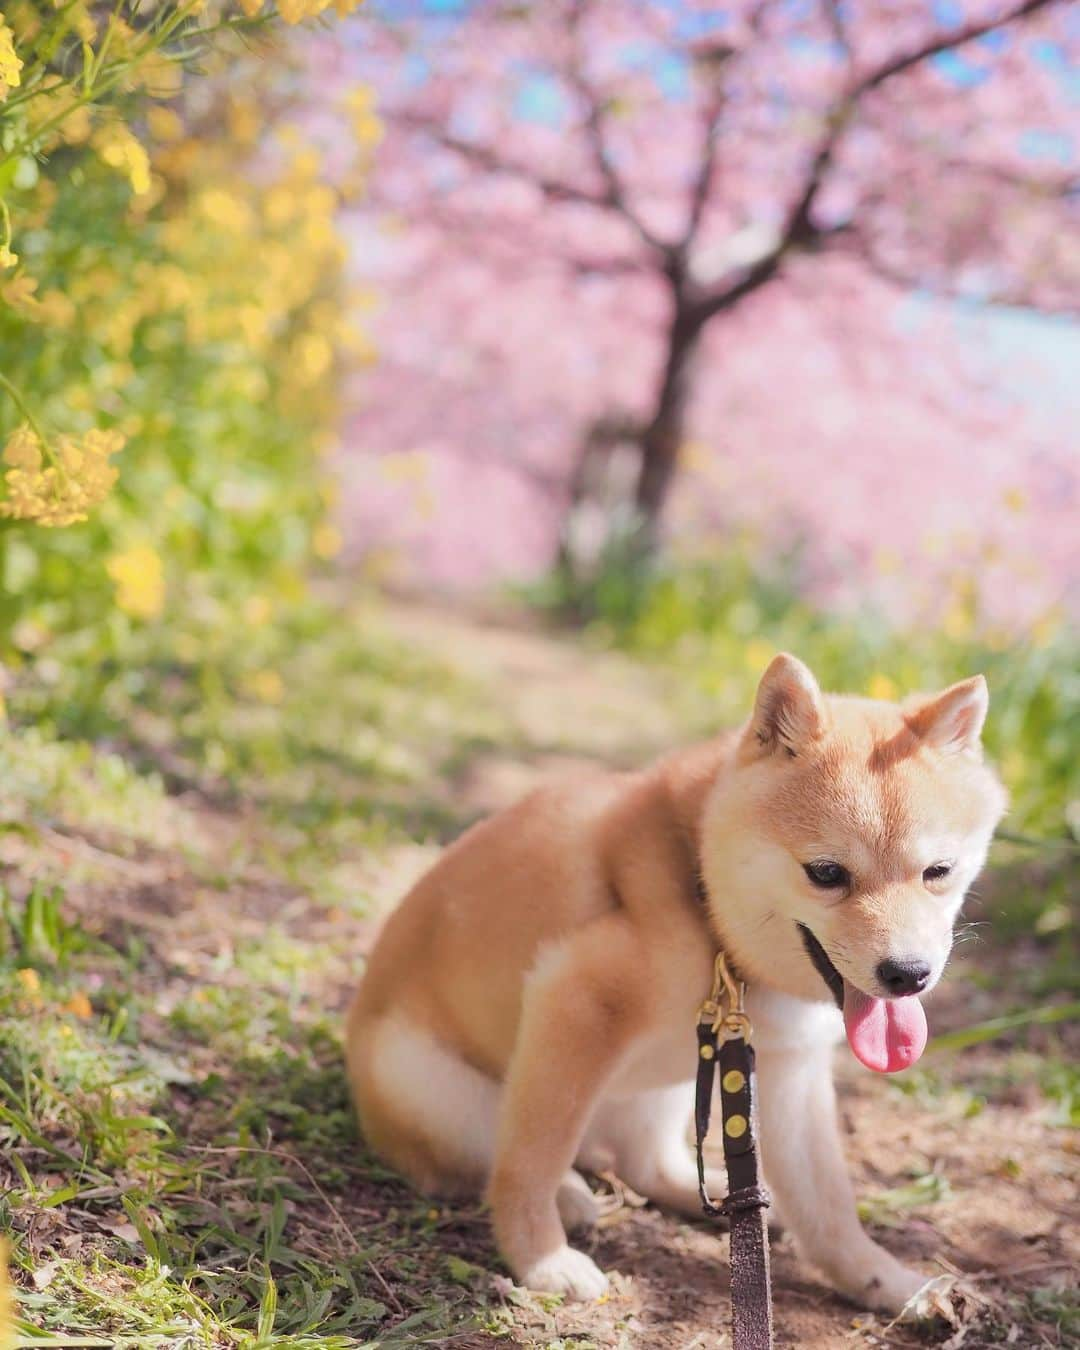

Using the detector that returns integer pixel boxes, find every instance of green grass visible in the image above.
[0,593,514,1347]
[0,568,1075,1348]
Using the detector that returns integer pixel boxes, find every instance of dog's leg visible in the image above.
[591,1083,727,1218]
[349,1010,501,1194]
[488,921,644,1300]
[755,1044,927,1314]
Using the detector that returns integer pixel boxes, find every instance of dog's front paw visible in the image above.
[520,1245,610,1301]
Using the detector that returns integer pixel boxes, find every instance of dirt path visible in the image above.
[355,602,1078,1350]
[12,597,1071,1348]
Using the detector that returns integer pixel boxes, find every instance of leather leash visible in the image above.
[695,950,774,1350]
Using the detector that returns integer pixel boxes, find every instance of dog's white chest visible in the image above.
[608,990,705,1095]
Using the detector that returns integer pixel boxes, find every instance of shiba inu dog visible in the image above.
[346,655,1006,1313]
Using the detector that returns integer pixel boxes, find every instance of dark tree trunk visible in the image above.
[555,298,705,590]
[633,304,704,547]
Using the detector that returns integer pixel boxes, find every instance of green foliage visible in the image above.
[0,614,500,1346]
[0,136,350,667]
[539,547,1080,842]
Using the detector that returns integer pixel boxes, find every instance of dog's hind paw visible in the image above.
[520,1245,610,1301]
[556,1170,600,1231]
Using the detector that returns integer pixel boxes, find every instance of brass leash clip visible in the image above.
[698,950,753,1044]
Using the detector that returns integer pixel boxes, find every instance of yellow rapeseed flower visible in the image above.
[344,85,383,146]
[16,967,40,997]
[1,425,123,526]
[275,0,362,23]
[106,545,165,620]
[35,288,76,328]
[0,14,23,100]
[244,669,285,704]
[243,594,273,626]
[94,122,152,196]
[2,272,40,315]
[312,520,342,559]
[744,639,774,674]
[866,673,898,701]
[3,424,42,471]
[147,106,185,143]
[228,97,261,144]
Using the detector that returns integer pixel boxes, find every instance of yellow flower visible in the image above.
[0,15,23,100]
[312,521,342,559]
[94,122,152,196]
[147,106,185,143]
[941,600,973,641]
[1,425,123,526]
[3,424,43,471]
[276,0,362,21]
[137,51,183,99]
[244,669,285,704]
[243,594,272,626]
[0,244,17,269]
[16,967,40,997]
[196,187,254,233]
[63,991,93,1019]
[35,288,76,328]
[744,639,774,674]
[343,85,383,147]
[277,0,319,22]
[106,545,165,620]
[228,97,261,145]
[866,673,898,702]
[2,272,41,315]
[291,331,333,385]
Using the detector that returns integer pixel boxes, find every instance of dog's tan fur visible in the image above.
[346,655,1006,1311]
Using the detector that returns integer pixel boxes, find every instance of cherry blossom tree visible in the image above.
[326,0,1079,605]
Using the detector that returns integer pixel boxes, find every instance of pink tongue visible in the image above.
[842,980,928,1073]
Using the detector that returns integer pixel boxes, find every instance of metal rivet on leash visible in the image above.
[695,949,774,1350]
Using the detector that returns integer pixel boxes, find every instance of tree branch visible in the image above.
[846,229,1080,313]
[394,112,611,211]
[681,84,727,251]
[690,0,1066,325]
[564,0,669,255]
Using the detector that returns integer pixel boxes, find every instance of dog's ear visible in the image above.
[905,675,988,753]
[744,653,824,758]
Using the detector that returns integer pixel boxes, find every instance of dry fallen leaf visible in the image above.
[32,1259,60,1290]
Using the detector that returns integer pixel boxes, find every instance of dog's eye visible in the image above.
[923,862,953,884]
[803,861,850,889]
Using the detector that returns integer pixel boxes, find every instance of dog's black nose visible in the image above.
[876,957,931,996]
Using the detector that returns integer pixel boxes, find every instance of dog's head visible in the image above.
[701,653,1007,1072]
